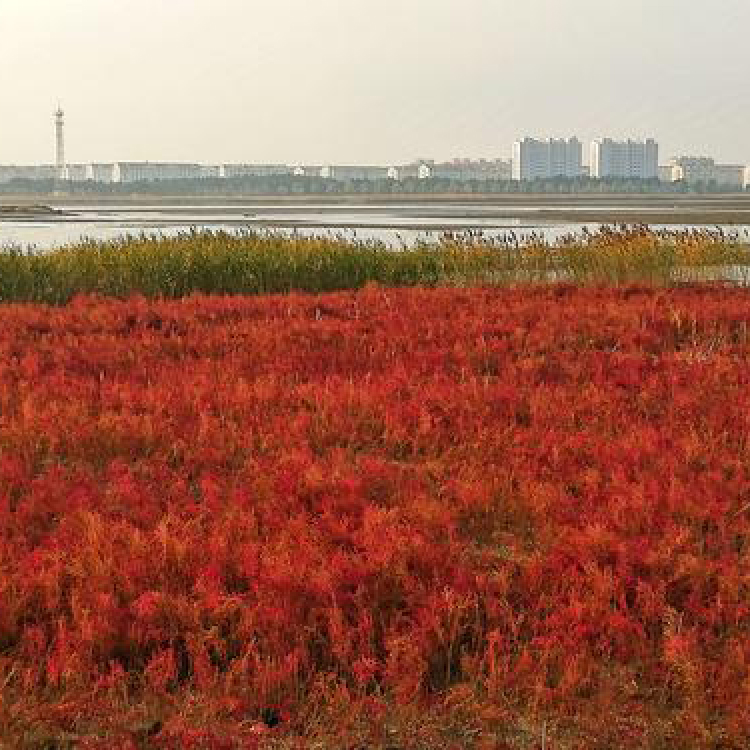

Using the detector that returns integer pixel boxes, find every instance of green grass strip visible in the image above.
[1,228,748,304]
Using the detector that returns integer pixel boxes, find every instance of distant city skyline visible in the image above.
[3,114,745,174]
[1,1,748,166]
[4,120,744,175]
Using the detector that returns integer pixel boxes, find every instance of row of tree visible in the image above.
[0,175,747,196]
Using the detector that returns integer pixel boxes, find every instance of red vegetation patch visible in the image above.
[1,284,750,748]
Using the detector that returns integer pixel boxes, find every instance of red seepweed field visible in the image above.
[1,283,750,748]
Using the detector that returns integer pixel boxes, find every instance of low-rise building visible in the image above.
[222,164,292,178]
[423,158,511,181]
[658,165,673,182]
[670,157,714,184]
[712,164,745,190]
[89,163,116,183]
[670,157,744,189]
[398,162,433,180]
[293,165,324,177]
[65,164,89,182]
[323,165,392,180]
[0,164,58,182]
[390,163,422,180]
[744,166,750,190]
[114,162,206,183]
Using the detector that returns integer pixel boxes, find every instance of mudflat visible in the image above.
[2,193,750,227]
[0,203,69,218]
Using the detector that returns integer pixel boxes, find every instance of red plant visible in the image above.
[0,284,749,747]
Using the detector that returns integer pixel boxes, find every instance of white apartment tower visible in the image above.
[512,137,583,180]
[590,138,659,179]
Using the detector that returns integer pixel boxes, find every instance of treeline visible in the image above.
[0,175,747,196]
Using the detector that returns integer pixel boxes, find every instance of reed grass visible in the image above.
[0,226,748,304]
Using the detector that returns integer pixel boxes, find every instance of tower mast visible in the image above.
[55,106,66,179]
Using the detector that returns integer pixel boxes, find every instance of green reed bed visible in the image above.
[0,227,748,304]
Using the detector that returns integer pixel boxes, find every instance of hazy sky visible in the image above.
[1,0,748,166]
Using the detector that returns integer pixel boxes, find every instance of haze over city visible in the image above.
[1,0,749,166]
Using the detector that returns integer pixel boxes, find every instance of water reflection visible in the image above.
[1,203,750,253]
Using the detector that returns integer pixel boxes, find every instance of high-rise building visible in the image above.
[511,138,583,180]
[744,166,750,190]
[590,138,658,179]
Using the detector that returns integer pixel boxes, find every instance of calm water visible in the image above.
[2,203,750,251]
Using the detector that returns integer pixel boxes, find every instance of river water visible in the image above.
[2,203,750,251]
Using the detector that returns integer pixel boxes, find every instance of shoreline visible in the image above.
[3,195,750,233]
[3,212,750,230]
